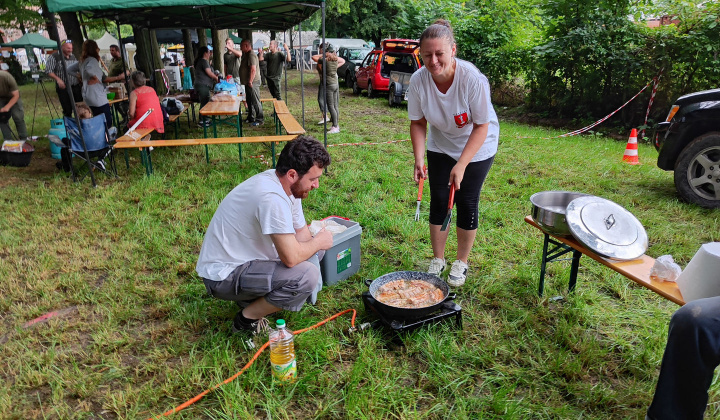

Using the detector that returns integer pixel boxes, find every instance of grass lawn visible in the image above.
[1,71,718,419]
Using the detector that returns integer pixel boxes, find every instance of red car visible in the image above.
[352,39,421,97]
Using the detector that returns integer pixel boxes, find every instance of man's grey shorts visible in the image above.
[203,258,320,312]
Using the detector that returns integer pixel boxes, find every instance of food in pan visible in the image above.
[375,280,445,308]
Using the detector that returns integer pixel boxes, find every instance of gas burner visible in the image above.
[361,292,462,334]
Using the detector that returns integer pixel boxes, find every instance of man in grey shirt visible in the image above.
[46,40,82,117]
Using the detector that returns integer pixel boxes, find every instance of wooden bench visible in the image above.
[114,134,296,174]
[166,114,181,139]
[524,215,684,305]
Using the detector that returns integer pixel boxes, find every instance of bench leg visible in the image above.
[205,145,210,164]
[124,149,130,169]
[174,119,179,139]
[272,142,276,168]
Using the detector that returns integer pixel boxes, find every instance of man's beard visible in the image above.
[290,180,310,199]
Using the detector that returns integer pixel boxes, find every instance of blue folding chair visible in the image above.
[63,115,118,181]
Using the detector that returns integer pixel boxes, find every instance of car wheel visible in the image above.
[674,131,720,208]
[388,85,396,107]
[352,79,361,95]
[367,81,374,98]
[346,71,354,88]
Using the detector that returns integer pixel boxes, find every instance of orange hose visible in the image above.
[148,309,357,419]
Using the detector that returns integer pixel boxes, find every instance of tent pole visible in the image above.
[284,30,288,103]
[78,13,89,40]
[299,23,304,129]
[321,1,327,152]
[49,13,97,187]
[115,18,131,102]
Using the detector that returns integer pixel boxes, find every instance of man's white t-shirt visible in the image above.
[196,169,306,281]
[407,58,499,162]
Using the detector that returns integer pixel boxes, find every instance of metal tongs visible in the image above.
[440,183,456,231]
[414,165,426,221]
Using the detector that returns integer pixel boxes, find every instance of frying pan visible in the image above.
[365,271,456,319]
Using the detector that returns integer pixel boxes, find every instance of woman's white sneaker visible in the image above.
[447,260,468,287]
[428,257,446,276]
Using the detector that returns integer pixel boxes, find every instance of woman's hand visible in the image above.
[449,162,467,190]
[414,162,427,183]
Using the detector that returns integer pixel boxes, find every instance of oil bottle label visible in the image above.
[271,359,297,380]
[337,248,351,274]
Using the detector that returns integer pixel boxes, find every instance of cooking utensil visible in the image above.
[365,271,456,319]
[440,183,456,231]
[415,165,426,221]
[530,190,589,237]
[566,195,648,260]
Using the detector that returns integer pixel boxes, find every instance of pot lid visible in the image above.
[566,196,648,260]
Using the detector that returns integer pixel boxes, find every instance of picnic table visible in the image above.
[199,97,242,139]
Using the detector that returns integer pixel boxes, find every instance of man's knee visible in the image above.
[295,261,319,294]
[672,297,720,333]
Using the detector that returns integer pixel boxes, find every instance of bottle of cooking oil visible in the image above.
[269,319,297,381]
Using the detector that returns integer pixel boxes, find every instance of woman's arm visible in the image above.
[337,57,346,67]
[128,90,138,120]
[311,54,321,63]
[204,65,218,83]
[410,118,428,182]
[449,122,489,189]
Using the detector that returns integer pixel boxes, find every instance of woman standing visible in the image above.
[128,71,164,133]
[194,46,219,127]
[75,40,112,128]
[408,19,499,287]
[312,44,345,133]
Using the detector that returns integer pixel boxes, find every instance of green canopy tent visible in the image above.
[0,32,57,49]
[45,0,328,187]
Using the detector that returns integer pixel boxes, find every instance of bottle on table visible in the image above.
[269,319,297,381]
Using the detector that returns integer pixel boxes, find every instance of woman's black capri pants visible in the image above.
[427,150,494,230]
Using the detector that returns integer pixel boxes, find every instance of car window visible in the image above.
[380,52,418,76]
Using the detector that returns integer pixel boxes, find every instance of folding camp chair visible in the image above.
[63,115,118,181]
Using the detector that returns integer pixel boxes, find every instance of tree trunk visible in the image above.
[197,29,207,47]
[238,29,252,44]
[40,1,58,43]
[182,29,195,80]
[212,29,227,77]
[133,25,151,78]
[59,12,84,58]
[149,30,165,95]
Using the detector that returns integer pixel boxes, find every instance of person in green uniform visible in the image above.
[105,45,130,83]
[224,38,242,85]
[261,40,290,100]
[0,65,28,140]
[240,39,263,126]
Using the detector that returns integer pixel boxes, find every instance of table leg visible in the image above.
[212,115,218,138]
[569,250,582,292]
[271,142,276,168]
[539,234,550,297]
[203,118,208,138]
[124,150,130,169]
[205,145,210,164]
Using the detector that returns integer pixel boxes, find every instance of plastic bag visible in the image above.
[214,80,238,96]
[308,219,348,236]
[650,255,682,283]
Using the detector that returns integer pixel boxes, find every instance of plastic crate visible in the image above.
[319,216,362,286]
[0,151,33,167]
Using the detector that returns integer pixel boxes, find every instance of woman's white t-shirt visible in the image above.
[407,58,499,162]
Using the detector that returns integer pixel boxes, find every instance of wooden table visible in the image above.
[199,98,242,138]
[199,98,242,163]
[525,215,684,305]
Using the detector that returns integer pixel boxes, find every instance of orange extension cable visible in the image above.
[148,309,358,419]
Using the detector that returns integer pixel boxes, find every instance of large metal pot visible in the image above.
[365,271,456,319]
[530,191,589,237]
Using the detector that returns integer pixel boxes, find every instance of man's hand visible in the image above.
[57,79,66,89]
[226,39,234,50]
[314,228,334,250]
[0,105,10,113]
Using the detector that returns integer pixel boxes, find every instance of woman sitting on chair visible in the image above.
[128,71,164,133]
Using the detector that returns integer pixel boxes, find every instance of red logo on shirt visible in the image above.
[454,111,469,128]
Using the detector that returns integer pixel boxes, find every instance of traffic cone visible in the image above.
[622,128,640,165]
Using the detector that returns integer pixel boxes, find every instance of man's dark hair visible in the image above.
[276,135,331,177]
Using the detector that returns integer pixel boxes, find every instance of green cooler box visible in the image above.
[320,216,362,286]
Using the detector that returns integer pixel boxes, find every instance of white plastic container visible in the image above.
[676,242,720,302]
